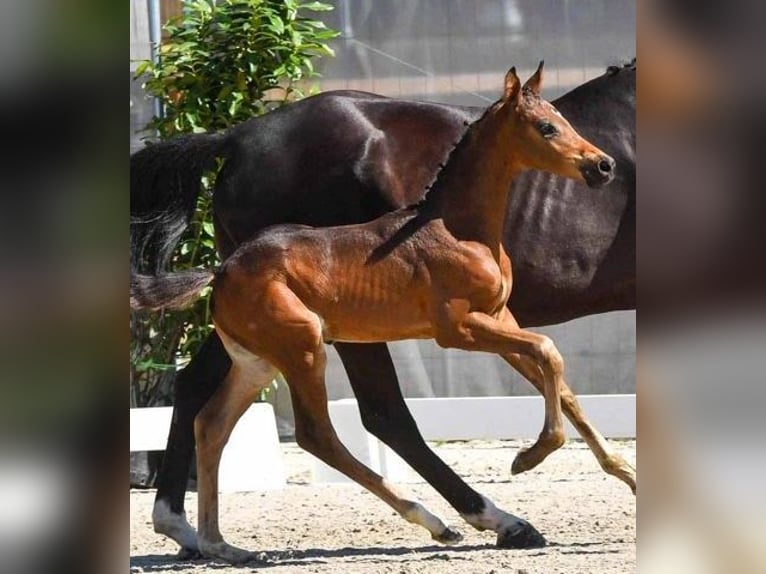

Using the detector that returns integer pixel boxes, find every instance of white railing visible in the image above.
[130,402,286,492]
[130,395,635,489]
[313,395,636,483]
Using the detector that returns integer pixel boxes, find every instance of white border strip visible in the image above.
[129,403,286,492]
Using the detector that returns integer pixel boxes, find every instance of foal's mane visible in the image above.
[366,102,498,264]
[409,103,496,210]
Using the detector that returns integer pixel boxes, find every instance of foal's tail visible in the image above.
[130,132,226,276]
[130,270,216,311]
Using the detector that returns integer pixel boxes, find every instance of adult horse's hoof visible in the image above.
[433,526,464,545]
[176,546,203,561]
[496,521,547,549]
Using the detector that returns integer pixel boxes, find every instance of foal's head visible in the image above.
[496,62,615,188]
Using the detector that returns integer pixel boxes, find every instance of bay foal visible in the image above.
[131,63,615,563]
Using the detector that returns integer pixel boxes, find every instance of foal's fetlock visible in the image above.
[603,456,637,494]
[401,500,459,544]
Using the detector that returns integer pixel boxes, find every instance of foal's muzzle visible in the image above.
[579,154,616,188]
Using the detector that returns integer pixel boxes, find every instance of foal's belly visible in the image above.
[316,306,434,344]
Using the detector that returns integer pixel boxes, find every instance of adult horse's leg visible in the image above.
[336,343,485,517]
[152,332,231,558]
[335,342,541,545]
[503,352,637,493]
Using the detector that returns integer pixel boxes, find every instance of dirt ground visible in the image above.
[130,439,635,573]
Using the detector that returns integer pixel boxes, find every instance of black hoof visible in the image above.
[496,522,547,549]
[434,526,464,545]
[176,546,203,561]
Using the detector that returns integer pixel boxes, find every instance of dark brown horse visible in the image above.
[130,60,635,557]
[132,64,616,563]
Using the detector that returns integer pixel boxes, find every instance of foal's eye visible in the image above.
[537,122,558,139]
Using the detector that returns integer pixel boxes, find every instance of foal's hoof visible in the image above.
[511,446,542,475]
[510,451,530,475]
[496,521,547,549]
[199,540,258,565]
[433,526,464,545]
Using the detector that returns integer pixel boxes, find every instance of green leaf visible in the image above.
[133,60,152,77]
[266,14,285,35]
[132,0,340,406]
[300,2,334,12]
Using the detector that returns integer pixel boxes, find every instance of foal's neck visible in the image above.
[423,106,521,252]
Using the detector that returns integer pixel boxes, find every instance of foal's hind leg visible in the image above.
[280,337,461,544]
[152,331,231,559]
[193,332,278,564]
[336,343,481,532]
[503,352,636,493]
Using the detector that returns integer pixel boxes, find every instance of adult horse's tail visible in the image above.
[130,132,226,275]
[130,270,215,311]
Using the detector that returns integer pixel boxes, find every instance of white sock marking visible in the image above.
[152,499,198,551]
[460,495,526,534]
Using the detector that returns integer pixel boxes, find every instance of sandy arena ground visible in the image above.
[130,439,635,573]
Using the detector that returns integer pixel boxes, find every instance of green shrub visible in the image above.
[130,0,338,406]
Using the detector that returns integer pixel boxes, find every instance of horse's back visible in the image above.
[213,91,479,250]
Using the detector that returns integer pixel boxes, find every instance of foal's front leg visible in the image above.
[435,306,566,473]
[503,352,636,492]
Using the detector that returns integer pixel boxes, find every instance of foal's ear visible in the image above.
[522,60,545,96]
[502,67,521,103]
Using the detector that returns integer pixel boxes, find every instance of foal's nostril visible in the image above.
[598,159,613,174]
